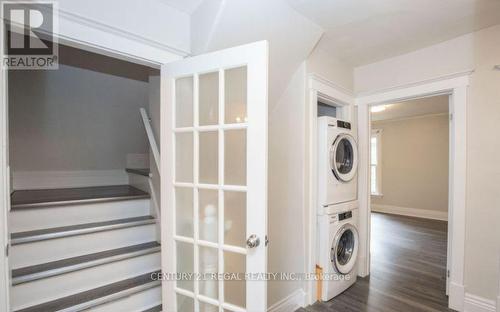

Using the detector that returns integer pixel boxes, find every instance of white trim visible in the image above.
[12,170,129,190]
[356,70,474,98]
[357,72,470,311]
[373,112,449,123]
[370,129,382,196]
[0,6,10,308]
[356,74,470,106]
[464,293,496,312]
[371,204,448,221]
[267,289,306,312]
[304,74,354,305]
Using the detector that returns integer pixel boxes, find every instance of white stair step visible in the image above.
[9,198,151,232]
[12,242,160,285]
[13,271,160,312]
[11,252,160,309]
[11,223,157,268]
[88,287,161,312]
[11,216,155,245]
[10,185,150,209]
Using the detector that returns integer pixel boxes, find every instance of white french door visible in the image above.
[161,41,268,312]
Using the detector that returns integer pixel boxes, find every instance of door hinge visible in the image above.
[265,235,269,247]
[449,113,453,121]
[5,244,8,257]
[447,270,450,278]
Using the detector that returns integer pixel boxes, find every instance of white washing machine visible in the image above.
[317,116,358,209]
[317,202,359,301]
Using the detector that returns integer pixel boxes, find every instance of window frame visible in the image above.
[370,129,383,196]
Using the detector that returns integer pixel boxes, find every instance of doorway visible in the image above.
[356,73,470,311]
[369,95,450,310]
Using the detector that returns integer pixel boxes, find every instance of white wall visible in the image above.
[371,114,449,217]
[306,47,353,92]
[58,0,190,54]
[354,24,500,302]
[9,64,149,186]
[268,63,307,307]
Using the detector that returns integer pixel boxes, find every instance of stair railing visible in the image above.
[140,108,160,172]
[140,108,161,222]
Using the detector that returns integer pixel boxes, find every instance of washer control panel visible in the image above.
[338,211,352,221]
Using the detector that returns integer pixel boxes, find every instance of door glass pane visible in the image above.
[224,130,246,185]
[176,132,193,182]
[224,191,246,248]
[176,187,193,238]
[335,138,353,174]
[225,67,247,124]
[200,302,219,312]
[199,72,219,126]
[199,189,218,243]
[333,229,355,267]
[176,242,194,291]
[199,131,218,184]
[199,246,218,299]
[224,251,246,308]
[176,76,193,127]
[177,294,194,312]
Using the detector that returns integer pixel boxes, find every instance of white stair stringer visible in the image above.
[10,198,151,232]
[11,252,161,310]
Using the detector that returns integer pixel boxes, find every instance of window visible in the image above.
[371,129,382,196]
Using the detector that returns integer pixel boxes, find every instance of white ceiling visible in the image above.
[159,0,203,14]
[371,95,449,121]
[287,0,500,66]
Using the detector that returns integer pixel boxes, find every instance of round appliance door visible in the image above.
[330,223,359,274]
[330,134,358,182]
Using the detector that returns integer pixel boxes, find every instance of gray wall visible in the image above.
[9,64,149,172]
[371,114,449,213]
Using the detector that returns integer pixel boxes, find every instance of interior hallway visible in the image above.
[301,213,452,312]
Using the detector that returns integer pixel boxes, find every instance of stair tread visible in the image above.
[11,185,149,209]
[11,216,155,242]
[143,305,162,312]
[14,271,160,312]
[12,241,160,280]
[126,168,151,177]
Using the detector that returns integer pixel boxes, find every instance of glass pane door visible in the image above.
[162,41,268,312]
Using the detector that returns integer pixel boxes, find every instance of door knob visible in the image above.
[246,234,260,248]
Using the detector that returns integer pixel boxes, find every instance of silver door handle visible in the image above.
[246,234,260,248]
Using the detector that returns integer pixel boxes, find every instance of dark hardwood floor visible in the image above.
[302,212,453,312]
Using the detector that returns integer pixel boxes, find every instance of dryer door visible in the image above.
[331,223,359,274]
[330,134,358,182]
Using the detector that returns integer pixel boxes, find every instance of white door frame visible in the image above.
[0,11,184,310]
[356,71,471,311]
[304,74,354,305]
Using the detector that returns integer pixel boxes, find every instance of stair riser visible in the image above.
[88,286,161,312]
[10,199,150,232]
[10,224,157,268]
[11,253,161,310]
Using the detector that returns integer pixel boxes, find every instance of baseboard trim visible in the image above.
[496,294,500,312]
[268,289,306,312]
[464,293,496,312]
[371,204,448,221]
[449,282,465,311]
[13,170,129,190]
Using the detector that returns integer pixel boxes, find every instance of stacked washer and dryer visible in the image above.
[317,116,359,301]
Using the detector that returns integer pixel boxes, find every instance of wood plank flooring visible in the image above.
[302,212,453,312]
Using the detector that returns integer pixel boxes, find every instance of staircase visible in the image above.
[9,185,162,312]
